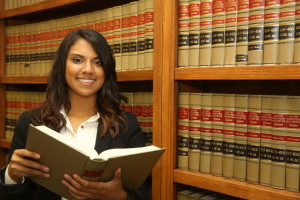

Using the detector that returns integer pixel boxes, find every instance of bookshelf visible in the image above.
[0,0,163,199]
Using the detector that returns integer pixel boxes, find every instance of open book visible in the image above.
[26,124,165,200]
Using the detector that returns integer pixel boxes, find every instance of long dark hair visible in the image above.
[30,28,127,137]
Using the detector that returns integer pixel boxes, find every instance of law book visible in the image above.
[285,95,300,192]
[121,3,131,71]
[247,0,265,65]
[235,0,249,65]
[178,92,190,170]
[246,94,262,184]
[26,124,165,200]
[224,0,238,66]
[120,92,134,113]
[137,0,146,70]
[293,0,300,63]
[113,6,122,71]
[259,95,273,186]
[200,93,213,174]
[277,0,296,64]
[178,0,190,68]
[199,0,213,67]
[144,0,154,69]
[210,93,224,176]
[271,95,287,189]
[188,93,202,172]
[133,92,143,126]
[129,1,138,71]
[188,0,201,68]
[263,0,280,65]
[222,93,235,178]
[211,0,226,66]
[233,94,248,182]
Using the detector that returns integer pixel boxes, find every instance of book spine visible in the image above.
[200,93,213,174]
[233,94,248,181]
[5,26,12,76]
[271,95,287,189]
[178,0,190,68]
[144,0,154,69]
[224,0,238,66]
[210,93,224,176]
[113,6,122,71]
[259,95,273,186]
[133,92,143,127]
[188,93,202,172]
[236,0,250,65]
[293,0,300,63]
[199,0,213,67]
[285,95,300,192]
[129,2,138,71]
[246,95,262,184]
[137,0,146,70]
[211,0,226,66]
[247,0,265,65]
[277,0,296,64]
[263,0,280,65]
[188,0,201,68]
[121,4,131,71]
[178,92,190,170]
[222,93,236,178]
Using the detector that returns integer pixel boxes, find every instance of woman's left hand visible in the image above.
[62,168,127,200]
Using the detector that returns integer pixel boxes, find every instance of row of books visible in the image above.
[4,0,47,10]
[5,0,154,76]
[177,92,300,192]
[178,0,300,68]
[4,91,153,145]
[177,187,245,200]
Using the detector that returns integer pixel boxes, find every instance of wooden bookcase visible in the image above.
[0,0,300,200]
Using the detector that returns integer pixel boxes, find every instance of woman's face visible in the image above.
[65,38,105,99]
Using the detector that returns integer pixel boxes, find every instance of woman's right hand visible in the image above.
[8,149,50,183]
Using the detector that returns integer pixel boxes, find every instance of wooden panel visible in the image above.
[175,65,300,80]
[117,70,153,81]
[0,140,11,149]
[174,169,300,200]
[161,0,178,199]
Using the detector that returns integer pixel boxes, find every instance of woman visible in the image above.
[0,28,150,200]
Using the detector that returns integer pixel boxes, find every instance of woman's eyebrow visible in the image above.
[68,53,100,60]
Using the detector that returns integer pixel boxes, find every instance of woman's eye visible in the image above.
[73,58,82,63]
[95,60,102,65]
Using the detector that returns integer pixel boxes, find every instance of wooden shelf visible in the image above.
[0,0,86,18]
[0,70,153,84]
[175,65,300,80]
[174,169,300,200]
[0,139,11,149]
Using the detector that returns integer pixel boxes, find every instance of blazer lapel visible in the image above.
[94,123,112,154]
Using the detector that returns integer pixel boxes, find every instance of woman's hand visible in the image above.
[8,149,50,183]
[62,168,127,200]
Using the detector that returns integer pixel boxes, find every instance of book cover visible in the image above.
[285,95,300,192]
[246,95,262,184]
[211,0,226,66]
[263,0,280,65]
[188,1,201,68]
[224,0,238,66]
[178,0,190,68]
[233,94,248,182]
[259,95,273,186]
[26,124,165,200]
[199,0,213,67]
[271,95,287,189]
[222,94,235,178]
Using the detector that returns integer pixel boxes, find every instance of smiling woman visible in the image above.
[0,28,150,200]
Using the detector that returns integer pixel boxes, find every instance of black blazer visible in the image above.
[0,110,150,200]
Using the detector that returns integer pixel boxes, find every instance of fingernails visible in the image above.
[34,154,40,159]
[43,167,49,172]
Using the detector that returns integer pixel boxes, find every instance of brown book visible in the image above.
[277,0,296,64]
[188,1,201,68]
[233,94,248,181]
[211,0,226,66]
[293,2,300,63]
[246,95,262,184]
[178,0,190,68]
[224,0,238,66]
[235,0,249,65]
[263,0,280,65]
[259,95,273,186]
[285,95,300,192]
[271,95,287,189]
[247,0,265,65]
[26,124,165,200]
